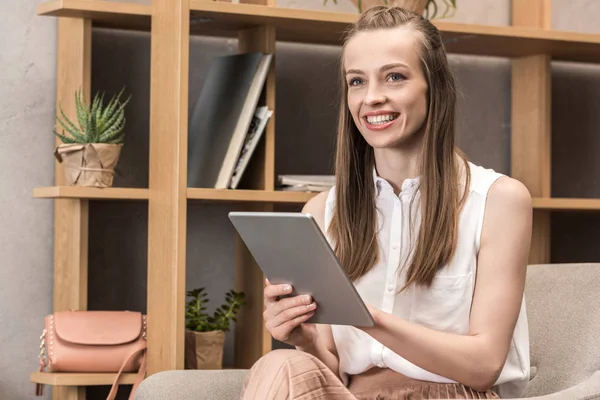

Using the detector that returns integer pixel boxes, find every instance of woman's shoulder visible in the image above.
[466,161,532,213]
[301,189,332,233]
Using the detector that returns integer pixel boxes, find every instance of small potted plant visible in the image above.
[184,287,246,370]
[324,0,456,19]
[54,87,130,188]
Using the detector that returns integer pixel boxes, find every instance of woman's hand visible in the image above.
[263,279,318,348]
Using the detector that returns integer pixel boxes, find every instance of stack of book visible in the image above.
[187,52,273,189]
[277,175,336,192]
[229,106,273,189]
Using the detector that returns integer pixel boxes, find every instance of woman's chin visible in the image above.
[361,127,422,150]
[363,133,408,149]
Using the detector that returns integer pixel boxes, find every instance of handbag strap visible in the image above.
[106,344,147,400]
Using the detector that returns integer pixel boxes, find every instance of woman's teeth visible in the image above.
[366,114,398,125]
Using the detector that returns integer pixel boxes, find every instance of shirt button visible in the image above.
[378,362,385,368]
[392,244,398,250]
[387,285,394,292]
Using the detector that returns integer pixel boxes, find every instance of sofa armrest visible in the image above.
[134,369,248,400]
[501,371,600,400]
[437,371,600,400]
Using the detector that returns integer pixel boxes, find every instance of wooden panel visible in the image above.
[53,18,91,311]
[52,387,85,400]
[37,0,600,62]
[511,55,551,197]
[147,0,190,375]
[511,0,552,265]
[37,0,151,31]
[31,372,138,386]
[533,197,600,211]
[240,0,276,5]
[50,17,92,400]
[233,5,277,368]
[530,211,550,265]
[34,186,149,200]
[187,1,600,62]
[187,188,316,203]
[53,199,89,311]
[238,25,276,191]
[512,0,551,30]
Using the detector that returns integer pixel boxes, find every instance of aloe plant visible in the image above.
[323,0,457,19]
[54,87,131,145]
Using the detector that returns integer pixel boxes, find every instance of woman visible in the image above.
[241,5,532,400]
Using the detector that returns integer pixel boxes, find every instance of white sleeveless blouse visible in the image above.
[324,162,530,399]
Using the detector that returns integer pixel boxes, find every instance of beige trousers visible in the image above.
[240,349,500,400]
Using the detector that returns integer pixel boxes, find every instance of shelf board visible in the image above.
[31,372,138,386]
[36,0,151,32]
[189,1,600,62]
[187,188,317,203]
[33,186,149,200]
[36,0,600,62]
[533,197,600,211]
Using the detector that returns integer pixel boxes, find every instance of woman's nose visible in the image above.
[363,84,386,106]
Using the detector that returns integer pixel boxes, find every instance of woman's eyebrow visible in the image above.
[345,62,410,76]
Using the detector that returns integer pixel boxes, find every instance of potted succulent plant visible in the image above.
[184,287,246,370]
[53,87,130,188]
[324,0,456,19]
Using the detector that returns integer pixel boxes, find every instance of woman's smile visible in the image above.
[363,111,400,130]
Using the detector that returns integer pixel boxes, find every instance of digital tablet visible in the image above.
[228,211,374,327]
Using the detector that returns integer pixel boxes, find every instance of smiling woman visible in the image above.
[239,5,533,400]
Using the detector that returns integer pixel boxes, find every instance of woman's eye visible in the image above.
[348,77,363,86]
[388,73,406,82]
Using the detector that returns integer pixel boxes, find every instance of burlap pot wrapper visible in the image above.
[55,143,122,187]
[184,330,226,370]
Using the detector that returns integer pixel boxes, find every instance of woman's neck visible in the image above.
[374,149,420,194]
[373,133,424,195]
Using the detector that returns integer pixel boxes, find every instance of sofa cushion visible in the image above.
[134,369,247,400]
[523,263,600,397]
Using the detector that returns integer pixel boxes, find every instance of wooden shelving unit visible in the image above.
[187,188,316,203]
[30,372,139,386]
[33,186,149,200]
[532,198,600,212]
[32,0,600,398]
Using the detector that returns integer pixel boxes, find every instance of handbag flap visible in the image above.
[53,311,143,345]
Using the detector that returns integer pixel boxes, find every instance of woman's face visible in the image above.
[344,27,429,149]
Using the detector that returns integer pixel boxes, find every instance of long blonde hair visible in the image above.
[328,6,470,290]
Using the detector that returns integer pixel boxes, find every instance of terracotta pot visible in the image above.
[54,143,122,187]
[351,0,429,14]
[184,330,226,370]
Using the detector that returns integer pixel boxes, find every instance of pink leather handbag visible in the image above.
[36,310,147,400]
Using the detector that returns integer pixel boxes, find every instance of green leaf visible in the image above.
[58,105,87,143]
[95,91,105,127]
[102,87,126,121]
[54,130,77,144]
[75,90,89,132]
[101,97,129,138]
[98,118,125,143]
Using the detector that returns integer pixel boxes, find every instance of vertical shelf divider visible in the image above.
[511,0,552,264]
[146,0,191,375]
[234,0,277,368]
[51,16,92,400]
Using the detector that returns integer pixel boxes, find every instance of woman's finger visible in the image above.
[272,311,315,342]
[266,294,312,319]
[263,283,293,307]
[265,302,316,330]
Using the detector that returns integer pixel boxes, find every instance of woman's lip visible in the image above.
[363,116,398,131]
[363,111,399,117]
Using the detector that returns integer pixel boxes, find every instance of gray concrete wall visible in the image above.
[2,0,600,398]
[0,0,56,398]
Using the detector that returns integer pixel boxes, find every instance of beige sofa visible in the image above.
[134,263,600,399]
